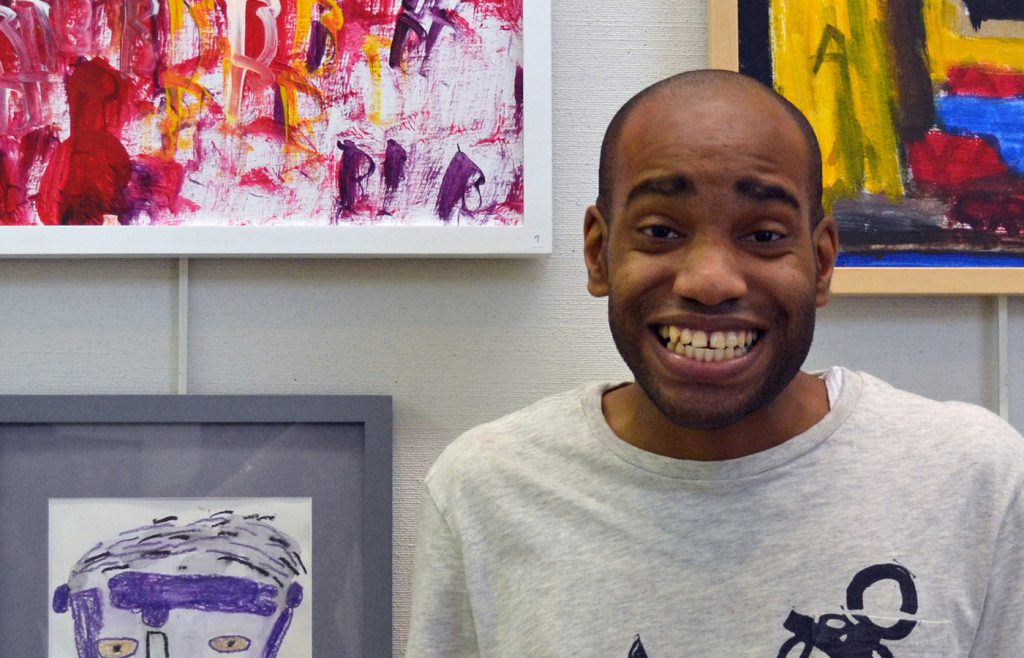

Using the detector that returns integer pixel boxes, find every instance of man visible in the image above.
[406,70,1024,656]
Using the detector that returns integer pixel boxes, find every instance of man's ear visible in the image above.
[813,215,838,308]
[584,205,610,297]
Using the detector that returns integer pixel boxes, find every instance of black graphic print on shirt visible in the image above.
[628,563,918,657]
[628,635,648,658]
[777,563,918,658]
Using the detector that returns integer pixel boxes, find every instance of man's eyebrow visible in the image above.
[625,175,695,204]
[734,177,801,210]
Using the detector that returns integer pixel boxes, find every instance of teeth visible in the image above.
[658,325,759,362]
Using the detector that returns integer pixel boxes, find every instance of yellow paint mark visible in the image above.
[218,36,240,124]
[167,0,186,35]
[922,0,1024,81]
[770,0,904,206]
[293,0,316,64]
[161,75,212,157]
[274,67,329,155]
[363,35,393,127]
[280,83,299,145]
[319,0,345,68]
[190,0,214,33]
[320,0,345,35]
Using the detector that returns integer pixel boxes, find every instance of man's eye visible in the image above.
[744,230,784,243]
[96,638,139,658]
[641,225,679,239]
[209,635,252,653]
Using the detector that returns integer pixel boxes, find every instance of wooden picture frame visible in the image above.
[709,1,1024,294]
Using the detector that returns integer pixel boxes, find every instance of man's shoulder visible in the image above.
[850,369,1024,466]
[423,382,617,495]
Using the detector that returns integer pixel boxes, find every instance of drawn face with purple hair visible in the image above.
[52,512,306,658]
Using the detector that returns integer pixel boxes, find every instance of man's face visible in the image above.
[585,84,836,431]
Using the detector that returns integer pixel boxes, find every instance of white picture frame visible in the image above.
[0,2,552,257]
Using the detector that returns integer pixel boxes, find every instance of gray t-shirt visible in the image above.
[407,369,1024,656]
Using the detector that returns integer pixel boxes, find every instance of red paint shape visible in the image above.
[907,130,1007,191]
[0,141,25,225]
[240,166,278,192]
[36,58,133,225]
[946,65,1024,98]
[245,0,270,59]
[951,179,1024,235]
[467,0,522,26]
[503,165,523,214]
[243,116,286,140]
[445,10,474,33]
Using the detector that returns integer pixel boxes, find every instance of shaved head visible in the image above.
[596,69,824,226]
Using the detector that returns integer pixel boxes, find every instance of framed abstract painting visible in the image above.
[0,394,392,657]
[0,1,551,256]
[710,1,1024,293]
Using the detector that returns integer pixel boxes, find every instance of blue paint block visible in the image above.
[936,96,1024,173]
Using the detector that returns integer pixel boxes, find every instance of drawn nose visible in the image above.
[146,631,169,658]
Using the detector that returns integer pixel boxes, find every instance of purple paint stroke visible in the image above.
[336,139,376,215]
[305,9,329,72]
[514,65,524,131]
[53,583,71,613]
[70,588,104,658]
[379,139,408,215]
[420,8,456,75]
[285,582,304,608]
[262,606,294,658]
[273,88,286,127]
[108,572,281,625]
[388,0,455,70]
[436,148,485,223]
[389,11,428,68]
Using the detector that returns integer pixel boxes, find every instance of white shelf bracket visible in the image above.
[177,257,189,394]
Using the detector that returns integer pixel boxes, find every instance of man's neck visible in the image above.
[601,372,830,461]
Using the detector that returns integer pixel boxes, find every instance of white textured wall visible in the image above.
[0,3,1020,656]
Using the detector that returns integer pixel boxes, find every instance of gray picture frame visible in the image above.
[0,394,392,657]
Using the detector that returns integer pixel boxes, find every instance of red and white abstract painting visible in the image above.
[0,0,524,228]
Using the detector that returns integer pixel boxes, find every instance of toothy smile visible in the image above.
[656,326,762,362]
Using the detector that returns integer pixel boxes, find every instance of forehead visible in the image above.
[612,84,811,206]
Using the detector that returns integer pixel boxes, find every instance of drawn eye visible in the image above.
[96,638,139,657]
[209,635,252,653]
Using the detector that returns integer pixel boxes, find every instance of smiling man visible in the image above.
[406,71,1024,657]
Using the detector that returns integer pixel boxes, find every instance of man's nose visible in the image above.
[146,631,169,658]
[671,238,747,307]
